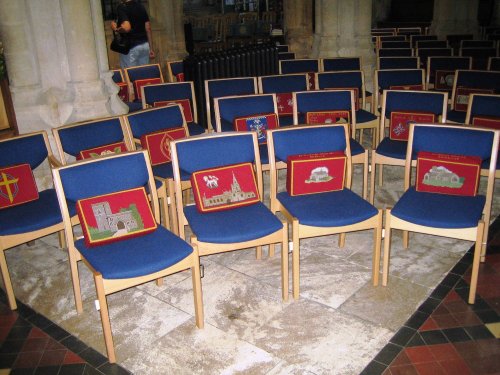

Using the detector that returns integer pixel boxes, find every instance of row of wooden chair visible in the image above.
[3,118,497,362]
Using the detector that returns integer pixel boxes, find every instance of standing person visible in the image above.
[111,0,155,68]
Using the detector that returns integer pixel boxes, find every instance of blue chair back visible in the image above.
[142,82,195,117]
[377,48,413,57]
[216,94,276,132]
[125,105,185,139]
[277,45,289,53]
[270,125,348,163]
[376,69,424,91]
[279,59,320,74]
[383,90,447,119]
[112,69,124,83]
[168,61,184,80]
[416,40,448,49]
[428,57,472,77]
[454,70,500,92]
[125,64,163,83]
[316,71,363,91]
[460,48,498,69]
[410,35,438,48]
[416,48,453,68]
[489,57,500,71]
[380,41,411,49]
[322,58,361,72]
[259,74,309,94]
[461,40,496,48]
[0,132,48,170]
[468,94,500,120]
[57,152,152,204]
[294,90,353,125]
[378,57,420,69]
[173,133,257,174]
[411,124,495,162]
[55,117,128,158]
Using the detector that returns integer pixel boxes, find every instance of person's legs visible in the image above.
[133,42,150,66]
[119,51,132,69]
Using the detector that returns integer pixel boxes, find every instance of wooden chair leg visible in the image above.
[468,221,485,304]
[167,179,179,236]
[94,275,116,363]
[382,210,392,286]
[362,151,369,200]
[58,230,66,249]
[338,233,346,247]
[281,222,289,302]
[254,246,262,259]
[292,220,300,300]
[369,159,377,205]
[0,250,17,310]
[402,230,409,249]
[372,210,383,286]
[191,248,204,328]
[268,244,275,257]
[67,248,83,313]
[378,164,384,186]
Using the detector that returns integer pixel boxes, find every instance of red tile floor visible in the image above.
[363,218,500,375]
[1,218,499,375]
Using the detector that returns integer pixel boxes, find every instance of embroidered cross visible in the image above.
[0,172,19,203]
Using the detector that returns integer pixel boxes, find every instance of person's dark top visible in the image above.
[116,1,149,48]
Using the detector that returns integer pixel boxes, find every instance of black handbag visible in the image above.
[110,31,130,55]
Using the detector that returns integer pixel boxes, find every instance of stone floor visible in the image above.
[1,164,499,374]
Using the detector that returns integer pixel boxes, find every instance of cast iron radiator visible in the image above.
[184,43,279,129]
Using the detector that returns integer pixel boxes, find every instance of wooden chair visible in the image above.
[377,57,420,70]
[124,63,164,102]
[123,105,191,235]
[292,89,369,200]
[370,89,448,204]
[279,59,320,89]
[166,60,185,82]
[425,56,472,91]
[170,132,289,300]
[0,131,64,310]
[267,124,382,299]
[52,151,204,363]
[316,70,379,147]
[382,123,498,304]
[141,81,206,135]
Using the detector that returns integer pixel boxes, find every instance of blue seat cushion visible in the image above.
[391,187,485,228]
[350,138,365,157]
[75,226,193,279]
[188,122,206,136]
[356,110,378,123]
[375,138,407,159]
[184,202,283,243]
[447,110,466,123]
[0,190,62,236]
[277,189,378,227]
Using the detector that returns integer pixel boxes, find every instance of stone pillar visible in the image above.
[60,0,112,123]
[283,0,314,58]
[372,0,391,27]
[430,0,480,39]
[90,0,128,114]
[312,0,375,90]
[148,0,188,63]
[0,0,116,135]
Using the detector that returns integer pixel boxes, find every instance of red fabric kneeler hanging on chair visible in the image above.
[233,113,279,145]
[77,142,128,160]
[191,162,260,213]
[140,127,187,166]
[0,164,39,209]
[77,187,157,247]
[415,151,481,196]
[153,99,194,123]
[286,151,347,196]
[306,111,350,126]
[389,111,436,141]
[134,78,162,101]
